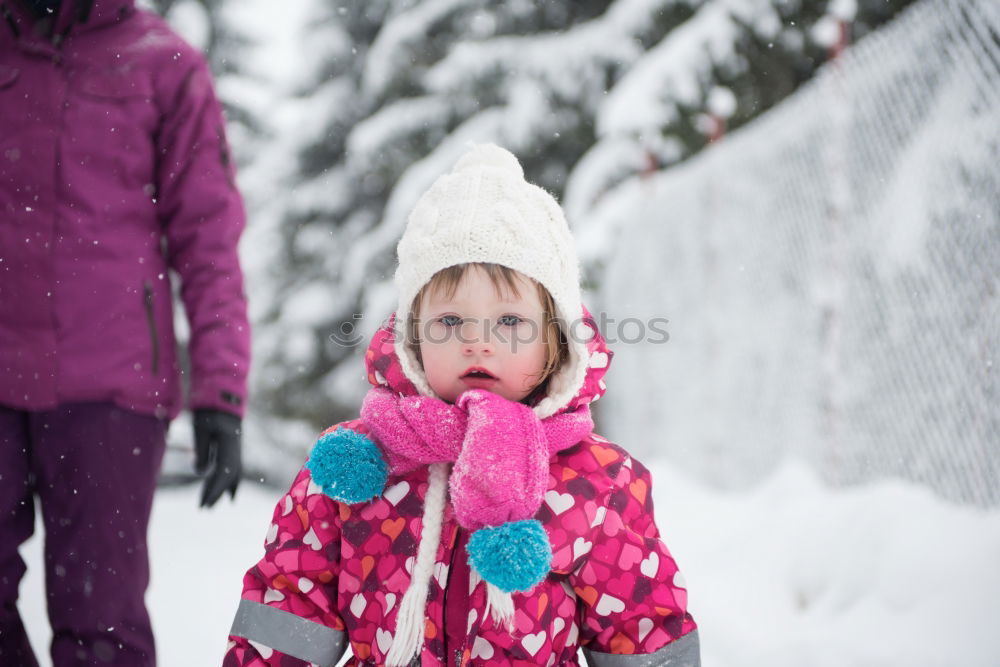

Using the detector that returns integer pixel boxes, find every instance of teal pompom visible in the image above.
[467,519,552,593]
[306,427,387,504]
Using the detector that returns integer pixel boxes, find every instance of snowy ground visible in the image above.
[19,461,1000,666]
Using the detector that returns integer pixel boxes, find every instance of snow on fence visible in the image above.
[582,0,1000,506]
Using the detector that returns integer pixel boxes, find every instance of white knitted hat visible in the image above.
[394,143,588,419]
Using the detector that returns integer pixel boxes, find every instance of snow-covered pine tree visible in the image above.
[567,0,917,235]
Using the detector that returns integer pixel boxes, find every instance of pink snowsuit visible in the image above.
[225,318,698,666]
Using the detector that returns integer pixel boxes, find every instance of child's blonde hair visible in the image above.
[408,263,568,398]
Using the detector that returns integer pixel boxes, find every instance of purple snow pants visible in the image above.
[0,402,167,666]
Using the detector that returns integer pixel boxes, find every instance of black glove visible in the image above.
[193,409,242,508]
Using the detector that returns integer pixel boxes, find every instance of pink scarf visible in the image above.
[360,387,594,530]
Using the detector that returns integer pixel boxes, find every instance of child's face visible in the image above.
[417,266,549,404]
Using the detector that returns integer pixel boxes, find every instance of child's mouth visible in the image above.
[461,367,498,384]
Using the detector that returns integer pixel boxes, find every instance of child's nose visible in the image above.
[462,339,494,355]
[461,322,494,355]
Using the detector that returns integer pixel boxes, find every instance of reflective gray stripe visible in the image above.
[584,629,700,667]
[229,598,347,667]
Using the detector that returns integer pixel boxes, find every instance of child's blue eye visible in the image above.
[498,314,522,326]
[439,315,462,327]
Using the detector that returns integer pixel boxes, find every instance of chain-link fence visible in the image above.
[586,0,999,506]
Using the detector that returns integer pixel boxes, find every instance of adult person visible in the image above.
[0,0,250,664]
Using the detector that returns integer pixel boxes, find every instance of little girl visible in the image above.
[224,145,699,667]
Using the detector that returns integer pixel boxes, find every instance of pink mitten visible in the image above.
[453,390,553,593]
[450,389,548,529]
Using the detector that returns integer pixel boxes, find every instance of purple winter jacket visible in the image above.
[0,0,249,418]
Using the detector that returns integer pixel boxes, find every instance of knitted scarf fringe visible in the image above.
[485,583,515,629]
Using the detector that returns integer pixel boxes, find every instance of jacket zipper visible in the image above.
[442,523,462,667]
[143,281,160,374]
